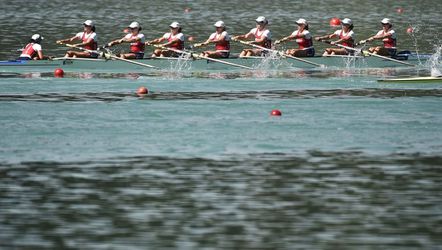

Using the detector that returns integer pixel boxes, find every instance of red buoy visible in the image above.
[54,68,64,78]
[396,7,404,14]
[270,109,282,116]
[137,86,149,95]
[329,17,341,27]
[406,27,414,33]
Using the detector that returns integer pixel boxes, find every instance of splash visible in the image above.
[428,45,442,77]
[162,53,192,79]
[251,51,288,78]
[407,24,422,64]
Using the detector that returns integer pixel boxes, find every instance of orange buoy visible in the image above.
[396,7,404,14]
[406,27,414,33]
[329,17,341,27]
[137,86,149,95]
[54,68,64,78]
[270,109,282,116]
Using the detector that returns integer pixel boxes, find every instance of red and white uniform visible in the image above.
[124,33,145,53]
[209,31,230,51]
[247,28,272,48]
[290,30,313,49]
[75,31,97,50]
[375,29,396,48]
[19,43,42,58]
[162,32,185,50]
[333,29,355,47]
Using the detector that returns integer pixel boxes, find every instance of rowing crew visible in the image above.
[19,17,398,60]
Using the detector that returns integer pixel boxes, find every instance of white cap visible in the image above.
[128,21,140,29]
[83,20,94,26]
[381,18,391,24]
[169,22,180,28]
[31,34,43,40]
[256,16,267,23]
[342,18,352,25]
[295,18,308,25]
[214,21,225,28]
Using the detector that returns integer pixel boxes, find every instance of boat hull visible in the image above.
[0,54,430,73]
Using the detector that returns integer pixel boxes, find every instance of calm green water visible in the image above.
[1,0,442,249]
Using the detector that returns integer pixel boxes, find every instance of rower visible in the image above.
[147,22,185,57]
[232,16,272,57]
[274,18,315,57]
[18,34,47,60]
[193,21,230,58]
[56,20,98,58]
[315,18,355,56]
[107,22,145,59]
[359,18,397,56]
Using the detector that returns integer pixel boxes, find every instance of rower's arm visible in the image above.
[124,36,141,43]
[163,37,180,47]
[108,37,125,46]
[232,33,251,41]
[147,37,164,44]
[333,34,351,44]
[36,50,44,60]
[277,34,296,43]
[369,32,391,41]
[315,34,334,41]
[56,36,77,44]
[251,36,268,44]
[73,37,94,47]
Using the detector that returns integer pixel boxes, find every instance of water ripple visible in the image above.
[1,88,441,102]
[0,151,441,249]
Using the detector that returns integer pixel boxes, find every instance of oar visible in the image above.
[320,40,415,67]
[61,43,159,69]
[232,38,325,68]
[149,44,253,70]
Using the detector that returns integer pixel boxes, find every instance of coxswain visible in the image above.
[274,18,315,57]
[359,18,397,56]
[232,16,272,57]
[107,22,145,59]
[18,34,47,60]
[193,21,230,58]
[56,20,98,58]
[147,22,185,57]
[315,18,355,56]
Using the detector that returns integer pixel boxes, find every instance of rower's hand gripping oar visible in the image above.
[149,44,254,70]
[232,38,325,68]
[320,40,415,67]
[61,43,159,69]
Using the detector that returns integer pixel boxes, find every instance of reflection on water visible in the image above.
[0,152,441,249]
[0,67,436,80]
[1,88,442,103]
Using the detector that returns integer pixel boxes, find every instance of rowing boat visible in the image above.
[0,52,432,73]
[378,76,442,83]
